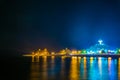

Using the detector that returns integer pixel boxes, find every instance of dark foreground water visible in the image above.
[1,56,120,80]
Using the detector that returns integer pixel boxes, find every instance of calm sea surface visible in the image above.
[2,56,120,80]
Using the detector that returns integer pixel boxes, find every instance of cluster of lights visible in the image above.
[31,48,120,56]
[30,40,120,56]
[86,39,120,54]
[31,48,87,56]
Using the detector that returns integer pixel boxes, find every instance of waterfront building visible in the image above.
[86,39,115,54]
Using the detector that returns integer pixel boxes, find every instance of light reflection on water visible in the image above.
[118,58,120,79]
[29,56,119,80]
[69,57,79,80]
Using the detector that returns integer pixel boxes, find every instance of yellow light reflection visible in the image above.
[90,57,93,64]
[78,57,81,59]
[108,57,111,71]
[30,63,40,80]
[83,57,86,60]
[61,56,65,62]
[43,56,47,60]
[78,57,81,63]
[61,56,65,79]
[51,56,55,59]
[42,56,48,80]
[36,56,39,62]
[108,57,112,60]
[98,57,102,75]
[51,56,55,76]
[32,56,35,62]
[73,56,77,60]
[83,57,87,79]
[69,57,79,80]
[31,55,40,62]
[83,57,86,64]
[51,56,55,63]
[118,58,120,79]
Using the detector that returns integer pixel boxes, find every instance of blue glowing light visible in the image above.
[86,39,116,54]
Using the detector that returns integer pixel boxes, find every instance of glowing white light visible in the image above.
[98,39,103,45]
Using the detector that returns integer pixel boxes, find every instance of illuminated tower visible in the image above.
[86,39,111,54]
[98,39,103,45]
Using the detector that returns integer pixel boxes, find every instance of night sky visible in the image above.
[1,0,120,52]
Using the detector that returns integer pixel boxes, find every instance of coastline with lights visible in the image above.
[23,40,120,58]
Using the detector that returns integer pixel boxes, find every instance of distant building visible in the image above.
[86,39,115,54]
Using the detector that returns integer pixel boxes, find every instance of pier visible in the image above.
[23,54,120,58]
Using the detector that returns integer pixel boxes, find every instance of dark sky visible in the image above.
[1,0,120,52]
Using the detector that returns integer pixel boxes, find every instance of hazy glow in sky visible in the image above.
[1,0,120,51]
